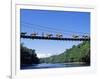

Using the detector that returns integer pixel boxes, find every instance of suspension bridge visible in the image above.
[21,35,90,41]
[20,22,90,41]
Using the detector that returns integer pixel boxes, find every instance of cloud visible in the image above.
[37,53,52,58]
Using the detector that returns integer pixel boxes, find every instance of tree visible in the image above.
[40,41,90,65]
[20,43,40,65]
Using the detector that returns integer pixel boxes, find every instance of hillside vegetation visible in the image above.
[40,41,90,65]
[20,43,40,65]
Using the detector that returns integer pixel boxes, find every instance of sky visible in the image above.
[20,9,90,58]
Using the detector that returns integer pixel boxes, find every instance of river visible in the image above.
[21,63,89,69]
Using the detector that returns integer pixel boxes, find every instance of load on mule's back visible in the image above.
[30,32,38,36]
[45,33,53,38]
[72,34,79,38]
[82,34,90,38]
[21,32,27,35]
[56,33,63,38]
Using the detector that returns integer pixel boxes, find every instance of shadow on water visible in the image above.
[21,63,90,70]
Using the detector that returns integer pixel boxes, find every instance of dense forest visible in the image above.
[20,43,40,66]
[40,41,90,65]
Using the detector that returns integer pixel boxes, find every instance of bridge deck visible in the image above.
[21,35,90,41]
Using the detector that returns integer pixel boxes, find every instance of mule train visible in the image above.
[30,32,63,38]
[21,32,90,38]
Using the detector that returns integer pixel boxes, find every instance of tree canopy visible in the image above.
[20,43,40,65]
[40,41,90,65]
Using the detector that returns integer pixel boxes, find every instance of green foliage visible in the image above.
[40,41,90,65]
[21,43,40,65]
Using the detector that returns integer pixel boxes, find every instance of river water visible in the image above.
[21,63,89,69]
